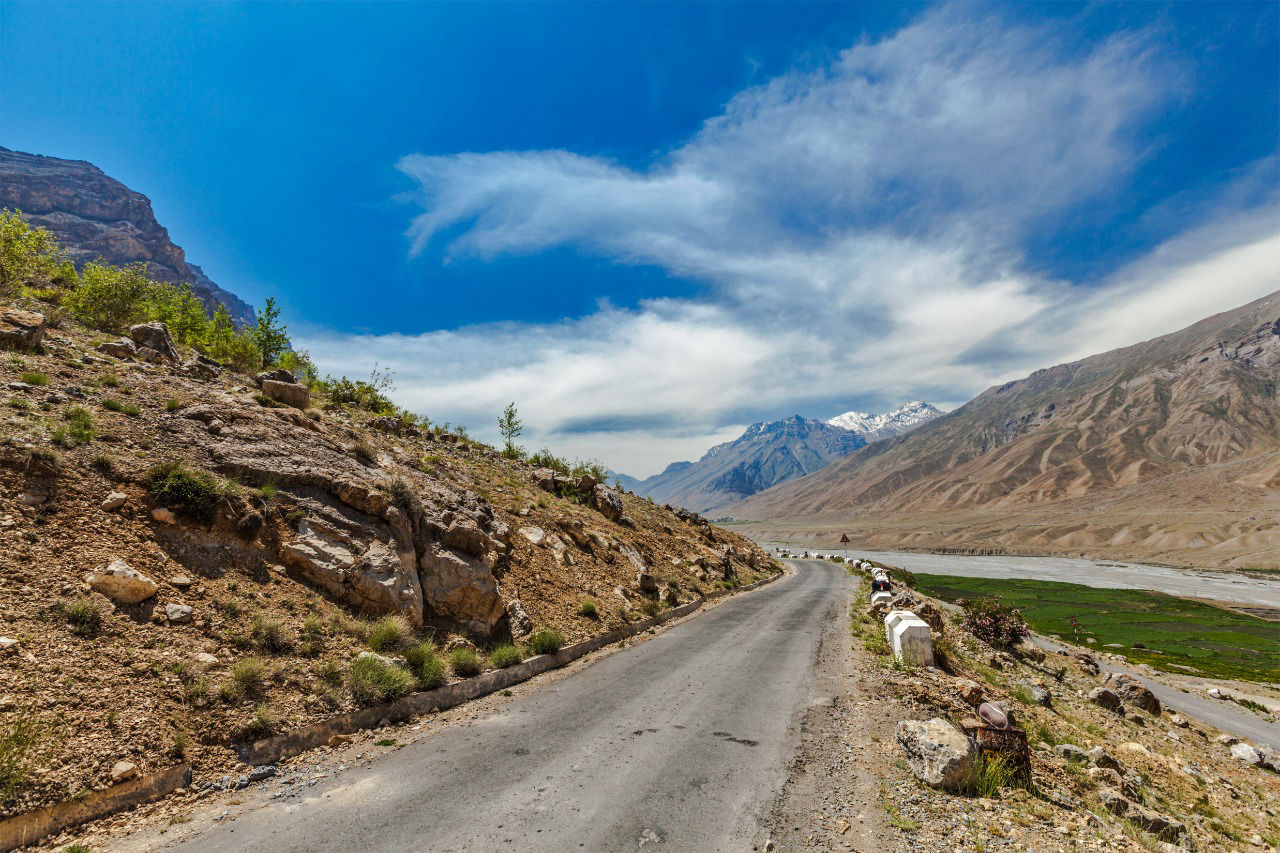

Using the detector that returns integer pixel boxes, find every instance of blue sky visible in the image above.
[2,2,1277,474]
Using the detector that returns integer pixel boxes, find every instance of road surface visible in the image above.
[163,560,852,852]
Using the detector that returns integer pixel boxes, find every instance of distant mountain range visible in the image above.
[730,292,1280,569]
[0,146,255,326]
[614,402,942,514]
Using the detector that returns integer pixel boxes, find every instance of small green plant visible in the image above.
[146,460,227,524]
[238,703,274,740]
[185,678,209,704]
[62,406,95,445]
[526,630,564,656]
[404,642,446,689]
[490,644,523,668]
[351,441,377,465]
[577,601,599,619]
[347,655,414,706]
[19,372,47,386]
[101,398,140,416]
[256,482,279,502]
[250,615,293,654]
[449,647,483,677]
[228,657,268,700]
[64,596,105,637]
[165,397,183,412]
[99,374,120,388]
[375,738,397,747]
[639,599,661,619]
[0,712,49,804]
[971,753,1019,798]
[365,615,409,652]
[168,730,190,760]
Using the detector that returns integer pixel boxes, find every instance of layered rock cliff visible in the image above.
[0,147,254,325]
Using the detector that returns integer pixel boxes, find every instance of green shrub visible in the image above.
[18,372,46,386]
[146,460,226,524]
[238,703,274,741]
[250,615,294,654]
[490,645,523,668]
[60,406,95,446]
[365,615,409,652]
[65,261,155,332]
[448,647,483,677]
[64,596,105,636]
[526,630,564,656]
[639,599,661,618]
[165,397,183,412]
[228,657,268,700]
[0,712,48,805]
[102,398,140,416]
[405,642,446,688]
[348,655,414,706]
[577,601,598,619]
[0,209,61,295]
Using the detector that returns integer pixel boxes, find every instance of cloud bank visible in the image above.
[300,5,1279,477]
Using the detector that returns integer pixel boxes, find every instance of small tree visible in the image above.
[252,297,289,368]
[498,401,524,459]
[0,209,60,295]
[65,261,155,332]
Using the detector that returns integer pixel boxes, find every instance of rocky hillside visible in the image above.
[732,292,1280,568]
[0,147,254,326]
[839,556,1280,852]
[615,403,941,516]
[0,304,776,819]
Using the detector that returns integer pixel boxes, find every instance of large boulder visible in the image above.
[86,559,158,604]
[1230,742,1263,766]
[895,718,977,790]
[1088,687,1123,713]
[592,484,624,521]
[418,545,504,635]
[1108,673,1161,715]
[255,368,296,386]
[260,379,309,410]
[283,522,423,625]
[0,308,45,350]
[97,337,138,360]
[128,322,180,363]
[1015,679,1052,707]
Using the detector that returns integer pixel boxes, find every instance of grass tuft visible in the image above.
[526,630,564,656]
[365,615,410,652]
[490,644,524,668]
[348,655,414,706]
[64,596,106,636]
[448,647,483,677]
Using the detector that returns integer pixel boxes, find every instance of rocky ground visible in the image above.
[0,305,777,825]
[805,557,1280,853]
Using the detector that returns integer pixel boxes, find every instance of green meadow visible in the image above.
[913,573,1280,684]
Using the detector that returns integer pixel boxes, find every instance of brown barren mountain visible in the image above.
[731,291,1280,568]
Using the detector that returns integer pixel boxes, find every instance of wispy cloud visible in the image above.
[301,4,1278,477]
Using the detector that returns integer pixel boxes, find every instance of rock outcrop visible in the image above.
[0,307,46,350]
[896,718,976,790]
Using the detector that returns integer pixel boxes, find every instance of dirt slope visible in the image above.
[0,307,776,819]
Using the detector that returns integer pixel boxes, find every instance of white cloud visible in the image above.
[302,4,1278,477]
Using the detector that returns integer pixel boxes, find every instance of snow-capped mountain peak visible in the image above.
[827,401,942,440]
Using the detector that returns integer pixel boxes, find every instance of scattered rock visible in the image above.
[636,572,658,593]
[0,307,46,350]
[1168,714,1188,728]
[954,678,984,707]
[151,507,178,524]
[895,718,977,790]
[86,559,158,604]
[110,761,138,783]
[1230,742,1263,765]
[1087,746,1124,772]
[1088,687,1123,713]
[169,575,193,589]
[592,484,624,521]
[247,765,277,782]
[97,337,138,360]
[100,491,127,511]
[191,652,218,668]
[255,368,296,386]
[518,526,546,546]
[1015,679,1052,707]
[0,637,18,656]
[1108,673,1161,714]
[1054,743,1087,762]
[261,379,309,410]
[164,603,193,624]
[128,322,180,363]
[506,598,533,638]
[1216,733,1241,747]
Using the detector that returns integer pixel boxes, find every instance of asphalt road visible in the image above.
[168,560,851,853]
